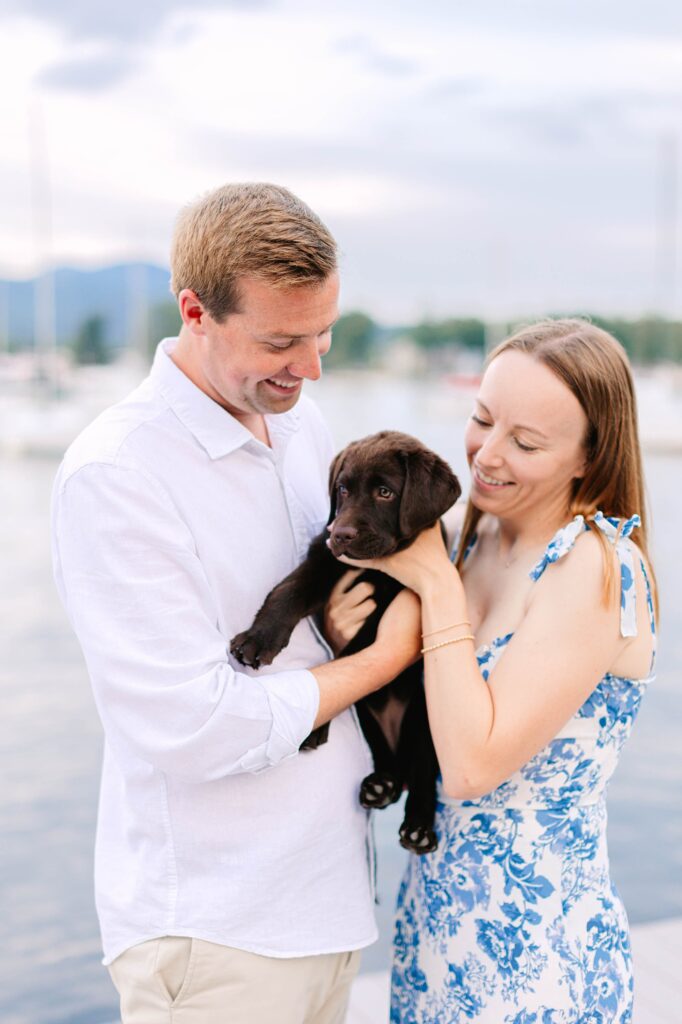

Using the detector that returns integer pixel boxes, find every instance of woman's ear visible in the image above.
[573,444,590,481]
[575,423,597,482]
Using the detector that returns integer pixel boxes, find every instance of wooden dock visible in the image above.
[347,916,682,1023]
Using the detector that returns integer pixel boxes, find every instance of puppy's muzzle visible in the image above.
[327,525,398,560]
[329,524,357,551]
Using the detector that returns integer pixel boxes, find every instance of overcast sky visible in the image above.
[2,0,681,319]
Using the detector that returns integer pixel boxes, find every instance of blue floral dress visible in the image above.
[391,513,656,1024]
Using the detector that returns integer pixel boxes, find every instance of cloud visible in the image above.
[37,50,138,91]
[1,0,680,317]
[0,0,272,91]
[334,34,419,77]
[426,76,485,102]
[0,0,269,44]
[489,90,682,148]
[403,0,682,44]
[190,125,480,209]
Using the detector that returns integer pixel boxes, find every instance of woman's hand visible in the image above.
[323,570,376,655]
[338,521,458,597]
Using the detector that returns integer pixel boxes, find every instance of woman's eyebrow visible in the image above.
[476,399,549,440]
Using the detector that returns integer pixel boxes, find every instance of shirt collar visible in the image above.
[151,338,301,460]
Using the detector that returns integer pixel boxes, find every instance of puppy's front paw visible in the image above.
[399,821,438,855]
[230,631,267,669]
[359,771,401,809]
[230,625,292,669]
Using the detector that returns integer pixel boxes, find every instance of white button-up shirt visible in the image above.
[51,339,377,965]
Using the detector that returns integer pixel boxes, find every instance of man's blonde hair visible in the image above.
[170,182,337,322]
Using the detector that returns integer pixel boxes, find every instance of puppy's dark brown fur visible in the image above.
[231,430,460,854]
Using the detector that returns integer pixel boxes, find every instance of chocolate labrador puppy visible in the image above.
[230,430,461,854]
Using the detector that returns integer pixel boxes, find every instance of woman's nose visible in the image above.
[476,431,505,466]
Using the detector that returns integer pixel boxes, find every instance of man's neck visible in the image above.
[245,415,271,446]
[169,333,271,446]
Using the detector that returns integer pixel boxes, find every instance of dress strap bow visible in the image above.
[589,512,641,638]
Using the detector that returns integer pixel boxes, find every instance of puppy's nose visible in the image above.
[332,525,358,548]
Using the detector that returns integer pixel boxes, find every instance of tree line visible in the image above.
[324,312,682,367]
[68,305,682,366]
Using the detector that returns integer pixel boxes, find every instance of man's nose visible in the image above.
[288,336,329,382]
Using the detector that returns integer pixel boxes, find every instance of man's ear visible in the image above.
[178,289,207,334]
[399,450,461,538]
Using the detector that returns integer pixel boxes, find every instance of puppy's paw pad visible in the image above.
[359,772,401,809]
[399,822,438,855]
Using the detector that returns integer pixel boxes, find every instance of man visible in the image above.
[51,183,416,1024]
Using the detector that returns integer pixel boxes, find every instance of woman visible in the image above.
[330,319,657,1022]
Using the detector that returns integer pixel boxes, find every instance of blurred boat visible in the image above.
[445,371,482,389]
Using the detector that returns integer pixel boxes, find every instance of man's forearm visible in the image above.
[310,645,406,728]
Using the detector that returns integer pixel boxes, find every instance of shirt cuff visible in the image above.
[241,669,321,772]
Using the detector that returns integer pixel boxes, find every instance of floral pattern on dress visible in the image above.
[391,513,654,1023]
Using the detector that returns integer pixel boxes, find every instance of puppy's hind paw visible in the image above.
[399,821,438,855]
[359,772,401,809]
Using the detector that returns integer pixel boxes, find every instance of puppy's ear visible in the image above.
[328,438,364,494]
[327,447,351,525]
[328,449,346,495]
[399,450,461,538]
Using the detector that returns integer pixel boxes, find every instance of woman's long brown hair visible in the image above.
[455,318,658,618]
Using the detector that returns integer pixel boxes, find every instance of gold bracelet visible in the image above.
[421,619,471,639]
[421,634,476,655]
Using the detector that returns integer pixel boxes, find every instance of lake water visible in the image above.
[1,370,680,1023]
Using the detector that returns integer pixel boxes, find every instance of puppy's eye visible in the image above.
[337,484,348,498]
[377,486,395,500]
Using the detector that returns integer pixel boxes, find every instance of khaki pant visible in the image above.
[108,936,361,1024]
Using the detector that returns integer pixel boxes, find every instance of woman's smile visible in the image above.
[472,464,515,490]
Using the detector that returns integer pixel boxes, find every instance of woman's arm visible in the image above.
[341,524,634,799]
[420,533,629,797]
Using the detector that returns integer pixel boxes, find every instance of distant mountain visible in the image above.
[1,263,174,349]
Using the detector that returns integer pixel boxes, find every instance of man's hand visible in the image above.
[310,587,423,729]
[323,570,377,655]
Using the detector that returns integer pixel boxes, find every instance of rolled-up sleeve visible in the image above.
[51,460,320,782]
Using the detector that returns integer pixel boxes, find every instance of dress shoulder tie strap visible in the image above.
[589,512,641,638]
[528,515,587,582]
[529,511,644,641]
